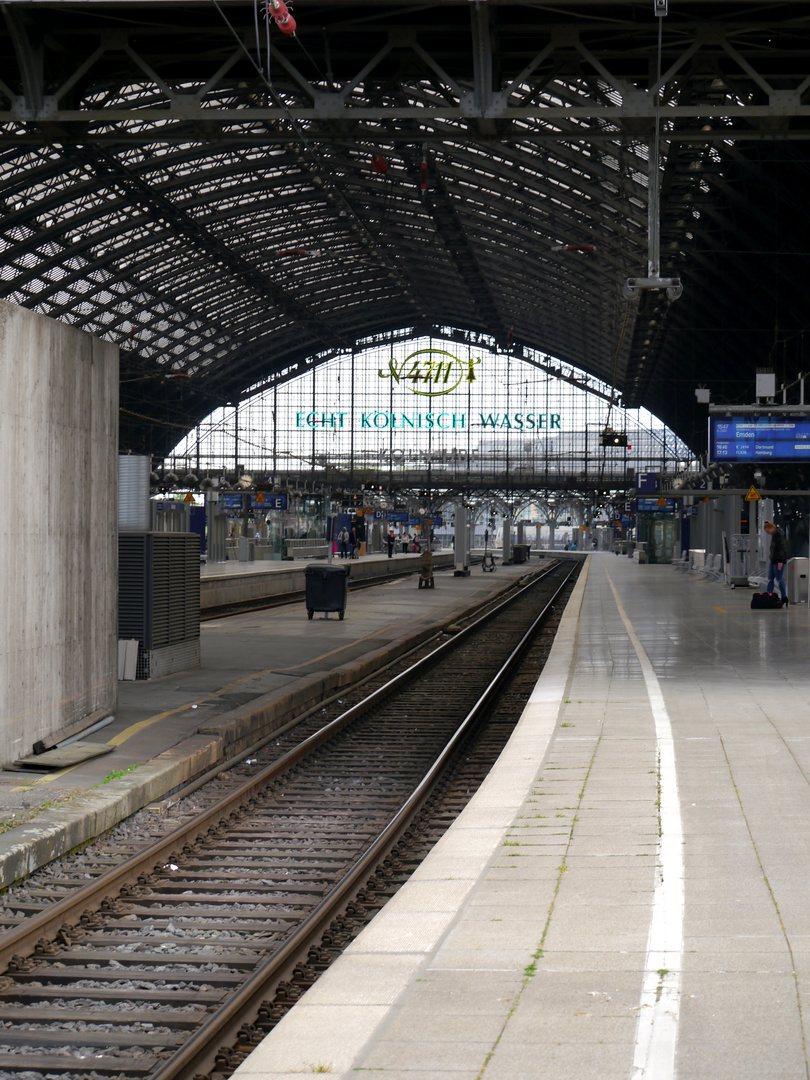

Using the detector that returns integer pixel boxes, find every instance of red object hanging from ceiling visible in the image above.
[268,0,296,36]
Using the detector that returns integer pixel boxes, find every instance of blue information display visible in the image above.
[710,416,810,462]
[220,493,288,510]
[636,498,676,514]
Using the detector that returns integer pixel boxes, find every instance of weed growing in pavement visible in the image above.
[100,762,144,784]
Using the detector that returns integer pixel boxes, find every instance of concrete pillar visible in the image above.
[206,492,227,562]
[502,516,513,563]
[0,300,118,763]
[453,504,470,576]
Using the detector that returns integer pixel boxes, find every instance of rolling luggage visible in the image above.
[750,592,782,609]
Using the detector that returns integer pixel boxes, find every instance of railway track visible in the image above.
[0,559,578,1080]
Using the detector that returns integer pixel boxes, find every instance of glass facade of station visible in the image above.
[167,332,695,489]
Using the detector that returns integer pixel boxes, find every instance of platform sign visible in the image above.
[710,415,810,462]
[220,493,288,510]
[636,472,659,494]
[637,497,675,513]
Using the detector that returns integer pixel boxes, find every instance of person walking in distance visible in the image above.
[338,525,349,559]
[764,519,789,607]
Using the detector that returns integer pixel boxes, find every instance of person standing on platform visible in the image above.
[764,520,789,606]
[349,525,358,559]
[386,528,396,558]
[338,526,349,559]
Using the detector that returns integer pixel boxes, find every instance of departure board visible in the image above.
[709,416,810,462]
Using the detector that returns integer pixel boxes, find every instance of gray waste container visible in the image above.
[788,557,809,604]
[305,563,350,620]
[512,544,528,564]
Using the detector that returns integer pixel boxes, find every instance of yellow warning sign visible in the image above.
[183,492,195,503]
[255,492,266,503]
[657,496,668,507]
[745,485,761,501]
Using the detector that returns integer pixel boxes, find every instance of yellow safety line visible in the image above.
[11,606,445,789]
[15,575,505,792]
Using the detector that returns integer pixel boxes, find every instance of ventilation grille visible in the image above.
[118,532,200,676]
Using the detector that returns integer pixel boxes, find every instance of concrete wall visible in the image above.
[0,301,118,764]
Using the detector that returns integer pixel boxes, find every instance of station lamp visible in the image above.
[600,428,629,448]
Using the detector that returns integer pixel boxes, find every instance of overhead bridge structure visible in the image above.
[1,1,810,463]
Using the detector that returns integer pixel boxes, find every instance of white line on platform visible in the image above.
[605,568,684,1080]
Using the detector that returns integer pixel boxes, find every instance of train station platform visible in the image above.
[199,549,456,614]
[230,552,810,1080]
[0,555,532,888]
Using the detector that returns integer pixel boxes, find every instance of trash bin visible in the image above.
[305,563,350,620]
[512,544,528,564]
[788,557,809,604]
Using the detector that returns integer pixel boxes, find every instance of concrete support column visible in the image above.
[453,504,470,576]
[0,301,118,763]
[719,495,738,577]
[206,492,227,563]
[502,516,513,563]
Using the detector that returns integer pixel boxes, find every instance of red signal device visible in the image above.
[420,160,427,191]
[268,0,296,36]
[371,154,388,174]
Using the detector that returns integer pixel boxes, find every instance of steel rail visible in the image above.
[149,559,578,1080]
[0,560,576,1079]
[0,562,558,973]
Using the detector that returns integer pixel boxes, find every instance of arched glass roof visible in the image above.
[166,334,696,496]
[2,2,810,465]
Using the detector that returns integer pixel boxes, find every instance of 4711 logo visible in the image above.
[378,348,481,397]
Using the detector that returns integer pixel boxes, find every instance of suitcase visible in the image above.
[750,592,783,609]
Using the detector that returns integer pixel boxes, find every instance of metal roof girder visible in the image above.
[3,4,45,118]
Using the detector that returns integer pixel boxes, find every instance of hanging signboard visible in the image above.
[710,416,810,462]
[637,497,675,513]
[220,494,288,510]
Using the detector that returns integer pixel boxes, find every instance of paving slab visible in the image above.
[229,553,810,1080]
[0,555,530,888]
